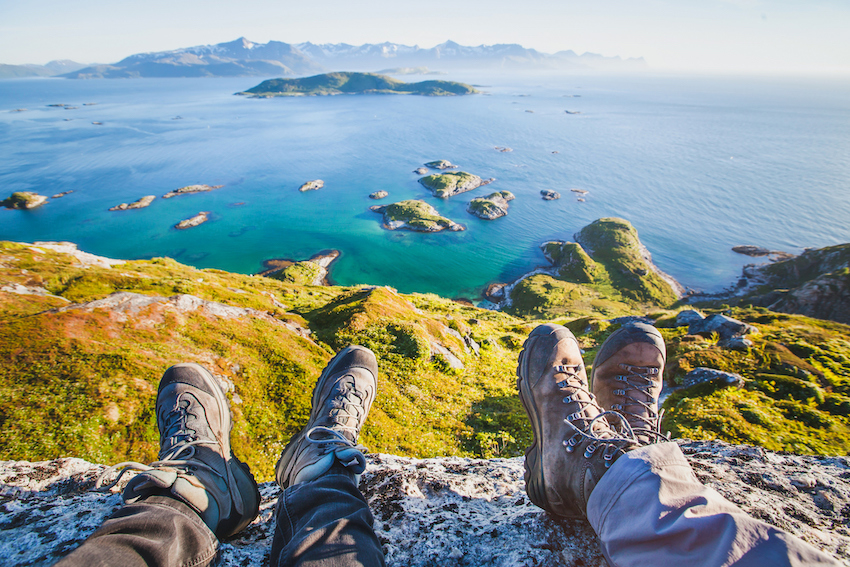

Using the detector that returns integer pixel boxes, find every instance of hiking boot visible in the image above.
[96,363,260,539]
[591,322,667,444]
[276,345,378,488]
[517,324,639,518]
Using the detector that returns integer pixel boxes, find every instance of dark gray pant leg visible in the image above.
[54,495,218,567]
[271,471,385,567]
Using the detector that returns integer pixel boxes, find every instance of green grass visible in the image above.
[419,172,482,198]
[379,199,456,230]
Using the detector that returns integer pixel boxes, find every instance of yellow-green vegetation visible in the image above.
[238,72,478,97]
[267,261,323,285]
[658,307,850,455]
[2,191,47,209]
[508,219,678,319]
[0,241,529,479]
[468,191,514,219]
[541,241,601,283]
[419,172,482,198]
[377,199,459,231]
[575,218,678,305]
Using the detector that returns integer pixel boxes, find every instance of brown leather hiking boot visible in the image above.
[276,345,378,489]
[97,363,260,539]
[517,324,640,518]
[591,322,667,444]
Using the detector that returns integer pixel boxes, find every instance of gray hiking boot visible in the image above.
[517,324,639,518]
[276,345,378,488]
[96,363,260,539]
[591,322,667,444]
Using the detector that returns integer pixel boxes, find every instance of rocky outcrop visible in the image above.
[371,200,465,232]
[260,251,341,286]
[174,211,210,229]
[298,180,324,192]
[162,184,223,199]
[687,313,758,340]
[2,441,847,566]
[467,191,515,220]
[682,367,746,389]
[369,191,389,200]
[51,191,73,199]
[540,190,560,200]
[419,172,491,198]
[109,195,155,211]
[424,160,458,170]
[2,191,47,209]
[762,270,850,325]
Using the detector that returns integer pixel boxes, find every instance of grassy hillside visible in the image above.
[2,232,849,480]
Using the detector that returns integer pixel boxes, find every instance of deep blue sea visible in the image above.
[1,72,849,300]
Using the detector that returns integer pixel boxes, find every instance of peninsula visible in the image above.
[237,72,478,97]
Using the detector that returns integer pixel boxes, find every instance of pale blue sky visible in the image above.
[1,0,848,74]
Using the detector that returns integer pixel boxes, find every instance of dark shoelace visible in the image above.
[609,363,670,442]
[554,364,639,468]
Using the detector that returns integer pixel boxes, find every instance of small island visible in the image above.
[1,191,47,210]
[299,180,324,192]
[369,190,389,199]
[413,167,429,175]
[162,184,223,199]
[370,200,465,232]
[419,172,491,198]
[541,190,560,200]
[468,191,515,220]
[237,72,478,97]
[109,195,155,211]
[424,160,458,170]
[175,212,210,230]
[51,191,73,199]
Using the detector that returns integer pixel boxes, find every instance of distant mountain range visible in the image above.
[0,60,88,79]
[1,38,647,79]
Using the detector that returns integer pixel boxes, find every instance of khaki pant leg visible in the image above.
[586,442,841,567]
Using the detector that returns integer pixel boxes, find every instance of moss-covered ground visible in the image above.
[418,172,481,198]
[2,235,849,479]
[379,200,456,230]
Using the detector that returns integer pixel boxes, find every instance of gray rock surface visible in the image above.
[676,309,705,327]
[174,211,210,229]
[109,195,155,211]
[688,313,758,340]
[540,190,560,200]
[2,442,849,566]
[162,184,222,199]
[298,180,324,192]
[682,367,746,389]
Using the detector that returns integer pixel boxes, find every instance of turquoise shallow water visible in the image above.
[1,73,849,299]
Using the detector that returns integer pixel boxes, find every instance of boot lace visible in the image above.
[95,394,225,492]
[610,364,670,442]
[308,378,370,457]
[555,364,639,468]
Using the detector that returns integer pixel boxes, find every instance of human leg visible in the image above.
[56,363,260,567]
[518,322,841,566]
[269,345,385,567]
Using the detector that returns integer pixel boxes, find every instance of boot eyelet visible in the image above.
[613,404,622,410]
[562,395,573,403]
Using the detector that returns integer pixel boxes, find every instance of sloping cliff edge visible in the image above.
[2,440,848,566]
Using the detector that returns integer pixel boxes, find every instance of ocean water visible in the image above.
[1,72,849,300]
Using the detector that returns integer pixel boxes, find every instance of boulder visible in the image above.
[676,309,704,327]
[540,190,560,200]
[688,314,757,340]
[369,191,389,200]
[682,367,745,389]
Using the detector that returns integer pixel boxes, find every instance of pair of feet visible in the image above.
[98,346,378,539]
[100,321,664,537]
